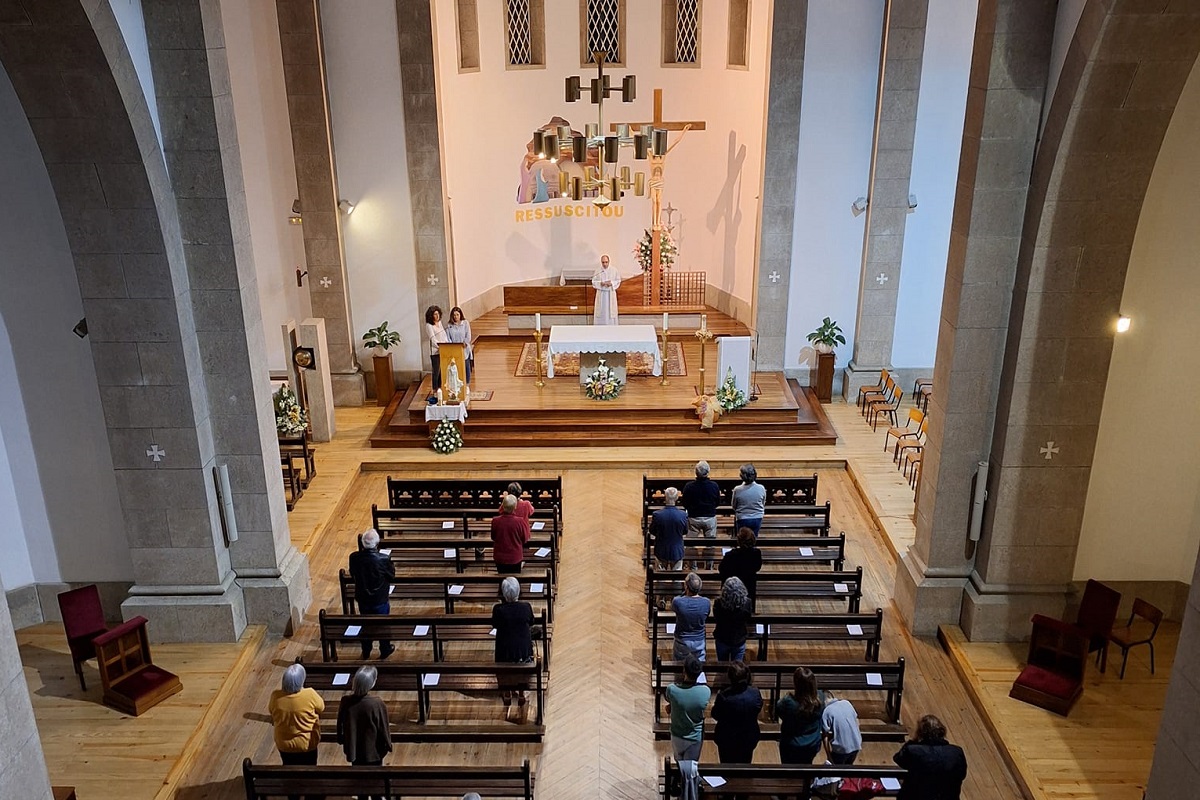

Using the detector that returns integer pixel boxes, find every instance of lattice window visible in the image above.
[456,0,480,72]
[505,0,545,68]
[581,0,624,66]
[664,0,701,65]
[727,0,750,69]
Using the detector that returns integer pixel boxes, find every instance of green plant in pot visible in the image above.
[806,317,846,355]
[362,321,402,357]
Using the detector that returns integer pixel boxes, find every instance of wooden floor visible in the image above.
[19,399,1165,799]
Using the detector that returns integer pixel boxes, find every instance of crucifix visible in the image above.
[612,89,706,306]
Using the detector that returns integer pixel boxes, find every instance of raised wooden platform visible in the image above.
[369,316,837,448]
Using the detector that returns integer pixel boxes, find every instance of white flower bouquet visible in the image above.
[273,385,308,436]
[431,419,464,454]
[633,228,678,272]
[584,358,624,400]
[715,367,748,412]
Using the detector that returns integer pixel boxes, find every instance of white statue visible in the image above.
[446,358,463,401]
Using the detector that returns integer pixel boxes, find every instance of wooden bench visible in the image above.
[652,657,907,742]
[339,569,555,622]
[386,476,563,520]
[646,567,865,620]
[649,607,885,662]
[364,533,559,586]
[318,608,552,667]
[92,616,183,716]
[299,658,546,740]
[277,432,316,487]
[243,757,534,799]
[643,474,819,508]
[372,504,562,544]
[644,532,847,572]
[643,501,834,539]
[659,758,905,799]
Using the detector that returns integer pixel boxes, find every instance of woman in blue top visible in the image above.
[444,306,474,383]
[671,572,711,661]
[776,666,824,764]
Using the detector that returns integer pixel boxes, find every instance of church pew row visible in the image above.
[298,659,545,740]
[318,608,552,667]
[658,759,906,800]
[372,504,563,546]
[386,476,562,519]
[652,658,907,742]
[645,567,865,621]
[642,474,819,509]
[366,533,559,586]
[649,607,885,663]
[643,532,847,572]
[339,569,555,622]
[641,501,834,539]
[243,757,534,800]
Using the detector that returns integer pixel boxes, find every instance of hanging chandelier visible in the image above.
[531,52,669,207]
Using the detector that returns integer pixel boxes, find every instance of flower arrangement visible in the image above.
[583,357,624,400]
[715,367,748,412]
[431,419,464,454]
[633,228,678,272]
[273,385,308,436]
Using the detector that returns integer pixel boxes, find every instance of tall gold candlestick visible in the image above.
[659,328,670,386]
[534,329,546,388]
[694,325,715,394]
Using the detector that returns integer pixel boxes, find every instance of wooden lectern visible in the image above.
[439,343,468,403]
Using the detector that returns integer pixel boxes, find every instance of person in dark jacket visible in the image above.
[493,576,536,721]
[336,665,392,800]
[652,486,688,570]
[719,528,763,608]
[893,714,967,800]
[348,529,396,658]
[712,577,753,663]
[682,460,722,537]
[711,660,763,764]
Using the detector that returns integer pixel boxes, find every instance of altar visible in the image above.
[545,324,662,379]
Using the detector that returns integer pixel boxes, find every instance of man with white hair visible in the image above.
[682,461,722,567]
[652,486,688,570]
[348,528,396,659]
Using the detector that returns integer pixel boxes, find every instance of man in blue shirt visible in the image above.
[652,486,688,570]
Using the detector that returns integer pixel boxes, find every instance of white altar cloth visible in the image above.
[546,324,662,378]
[425,396,469,423]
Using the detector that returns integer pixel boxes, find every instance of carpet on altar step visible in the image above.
[515,341,686,378]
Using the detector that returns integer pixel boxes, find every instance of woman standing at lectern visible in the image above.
[424,305,447,391]
[445,306,474,383]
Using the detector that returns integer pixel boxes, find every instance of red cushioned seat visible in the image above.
[1013,664,1079,700]
[1010,614,1088,716]
[92,617,182,716]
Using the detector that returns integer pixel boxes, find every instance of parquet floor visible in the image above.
[20,399,1164,799]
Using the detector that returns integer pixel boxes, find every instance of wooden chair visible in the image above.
[884,408,924,455]
[57,585,110,690]
[278,432,316,487]
[905,451,922,489]
[281,453,303,511]
[92,616,182,715]
[913,376,932,396]
[895,417,928,465]
[856,368,890,413]
[867,379,903,430]
[1109,598,1164,679]
[917,383,933,412]
[1074,579,1121,673]
[1010,614,1089,715]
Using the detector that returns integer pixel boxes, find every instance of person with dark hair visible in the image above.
[491,494,530,573]
[493,577,536,721]
[776,667,824,764]
[348,528,396,659]
[445,306,474,382]
[505,481,535,521]
[711,660,763,764]
[336,665,392,799]
[893,714,967,799]
[712,577,753,663]
[671,572,711,661]
[719,528,763,608]
[665,654,711,761]
[424,305,447,391]
[652,486,688,570]
[731,463,765,538]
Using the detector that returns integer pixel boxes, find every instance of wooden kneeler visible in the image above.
[92,616,182,716]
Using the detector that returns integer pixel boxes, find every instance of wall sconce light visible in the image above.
[907,193,918,212]
[295,268,308,287]
[851,197,868,217]
[1116,315,1131,333]
[72,318,88,338]
[338,199,355,215]
[289,198,302,225]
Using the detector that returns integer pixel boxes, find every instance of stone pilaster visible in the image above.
[894,0,1056,636]
[141,0,311,636]
[396,0,449,371]
[276,0,363,405]
[0,574,53,800]
[843,0,928,400]
[754,0,806,372]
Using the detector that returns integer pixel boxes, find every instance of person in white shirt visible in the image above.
[591,254,621,325]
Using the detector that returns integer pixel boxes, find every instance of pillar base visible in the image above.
[894,550,969,636]
[960,573,1070,642]
[121,577,247,643]
[240,547,311,636]
[331,370,365,407]
[841,361,890,402]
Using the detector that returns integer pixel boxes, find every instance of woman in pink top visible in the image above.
[506,481,535,521]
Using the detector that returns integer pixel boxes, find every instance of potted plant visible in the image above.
[362,321,402,406]
[806,317,845,403]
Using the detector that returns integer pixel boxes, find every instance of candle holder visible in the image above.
[659,328,670,386]
[694,325,715,394]
[534,329,546,388]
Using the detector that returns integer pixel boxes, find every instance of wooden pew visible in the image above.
[643,532,847,572]
[318,608,552,667]
[339,569,555,622]
[646,567,865,621]
[372,504,561,543]
[243,757,534,799]
[386,476,563,522]
[299,659,546,740]
[658,758,906,799]
[642,474,819,508]
[649,607,885,663]
[642,500,833,538]
[652,658,907,742]
[366,533,559,585]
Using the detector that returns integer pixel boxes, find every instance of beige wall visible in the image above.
[1075,60,1200,585]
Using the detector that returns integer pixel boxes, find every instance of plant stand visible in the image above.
[372,354,395,406]
[815,352,835,403]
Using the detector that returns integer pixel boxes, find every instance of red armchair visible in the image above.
[57,585,110,690]
[1010,614,1089,715]
[1075,579,1121,673]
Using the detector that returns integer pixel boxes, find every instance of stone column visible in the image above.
[140,0,310,636]
[0,574,53,800]
[894,0,1056,636]
[299,318,335,442]
[396,0,449,370]
[754,0,807,372]
[843,0,928,399]
[276,0,364,406]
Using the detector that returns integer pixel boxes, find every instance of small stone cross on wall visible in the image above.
[1040,441,1060,460]
[875,273,889,286]
[319,276,332,289]
[146,444,167,462]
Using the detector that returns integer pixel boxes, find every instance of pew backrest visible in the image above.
[659,758,905,800]
[642,474,818,510]
[387,477,562,516]
[646,566,865,619]
[243,757,534,800]
[649,606,884,662]
[339,569,554,621]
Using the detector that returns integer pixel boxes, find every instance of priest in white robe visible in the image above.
[591,254,621,325]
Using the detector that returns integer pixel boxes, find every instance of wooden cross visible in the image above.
[611,89,706,308]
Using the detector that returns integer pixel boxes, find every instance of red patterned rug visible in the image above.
[515,342,686,377]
